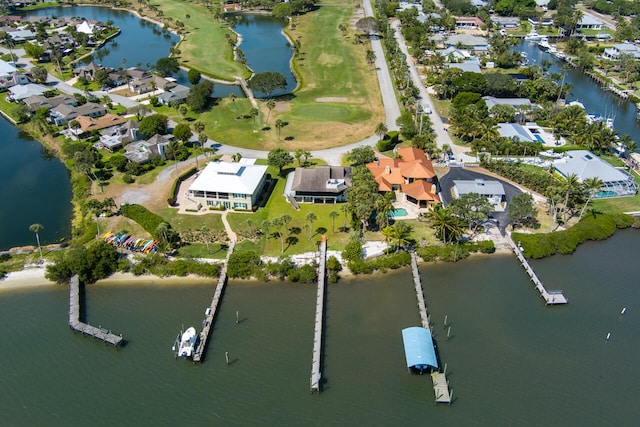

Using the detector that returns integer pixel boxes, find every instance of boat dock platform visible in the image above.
[410,251,430,329]
[68,275,123,347]
[410,252,452,404]
[310,236,327,393]
[432,372,452,404]
[507,236,567,305]
[192,241,235,363]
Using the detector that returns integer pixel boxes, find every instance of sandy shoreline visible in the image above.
[1,248,511,292]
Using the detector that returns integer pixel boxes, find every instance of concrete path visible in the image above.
[220,211,237,242]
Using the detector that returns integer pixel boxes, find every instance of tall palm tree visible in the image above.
[329,211,339,233]
[375,194,394,229]
[562,173,581,223]
[249,107,259,132]
[275,119,284,142]
[578,177,603,221]
[29,223,44,259]
[265,99,276,124]
[306,212,317,240]
[201,225,211,254]
[271,218,284,253]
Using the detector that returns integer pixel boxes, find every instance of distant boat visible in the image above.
[537,38,551,51]
[524,31,543,41]
[176,327,197,358]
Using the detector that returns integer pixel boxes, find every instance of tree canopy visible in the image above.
[155,57,180,77]
[248,72,287,98]
[173,122,192,143]
[138,114,168,139]
[267,148,294,175]
[45,241,119,285]
[347,146,376,166]
[186,80,214,112]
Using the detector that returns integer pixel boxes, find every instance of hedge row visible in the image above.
[121,204,167,238]
[168,167,198,206]
[513,213,633,259]
[376,131,400,152]
[416,240,495,263]
[348,250,412,274]
[128,253,221,278]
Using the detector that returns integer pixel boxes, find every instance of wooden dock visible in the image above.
[432,372,452,404]
[410,251,430,330]
[506,236,568,305]
[192,241,235,363]
[68,275,123,347]
[310,236,327,393]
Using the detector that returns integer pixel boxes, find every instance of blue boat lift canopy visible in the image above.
[402,327,438,371]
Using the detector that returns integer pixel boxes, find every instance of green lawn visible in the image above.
[592,172,640,214]
[150,0,251,81]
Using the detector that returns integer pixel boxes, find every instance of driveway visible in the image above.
[438,167,524,232]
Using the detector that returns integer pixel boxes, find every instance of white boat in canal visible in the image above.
[176,327,197,358]
[524,31,543,41]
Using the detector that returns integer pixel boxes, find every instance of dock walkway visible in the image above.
[410,252,451,404]
[410,251,430,330]
[68,275,123,347]
[506,235,567,305]
[192,241,235,363]
[310,236,327,393]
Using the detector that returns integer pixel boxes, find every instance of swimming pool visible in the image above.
[535,135,544,143]
[595,190,617,198]
[389,208,408,217]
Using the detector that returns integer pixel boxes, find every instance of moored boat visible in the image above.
[175,327,197,358]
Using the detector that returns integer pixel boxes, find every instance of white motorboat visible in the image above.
[524,31,542,41]
[537,38,551,51]
[177,327,197,358]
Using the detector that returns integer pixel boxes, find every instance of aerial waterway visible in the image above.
[514,40,640,140]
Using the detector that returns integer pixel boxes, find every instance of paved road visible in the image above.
[391,20,476,164]
[438,167,524,232]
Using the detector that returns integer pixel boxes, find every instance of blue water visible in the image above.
[389,208,408,217]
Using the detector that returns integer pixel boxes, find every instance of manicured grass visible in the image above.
[592,172,640,214]
[149,0,250,81]
[159,208,226,233]
[176,242,228,259]
[0,96,20,122]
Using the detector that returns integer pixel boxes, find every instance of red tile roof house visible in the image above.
[366,147,440,209]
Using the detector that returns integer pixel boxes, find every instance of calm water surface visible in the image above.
[1,230,638,425]
[0,117,72,250]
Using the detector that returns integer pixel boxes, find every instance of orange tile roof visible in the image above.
[366,147,436,189]
[402,181,440,202]
[76,114,127,133]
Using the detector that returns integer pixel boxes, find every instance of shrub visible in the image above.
[121,204,167,237]
[168,167,197,206]
[123,174,135,184]
[514,213,633,259]
[289,264,317,283]
[228,251,261,278]
[416,241,494,262]
[348,251,411,274]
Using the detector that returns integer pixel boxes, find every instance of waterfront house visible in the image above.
[482,96,531,111]
[0,59,16,78]
[23,94,76,112]
[444,34,488,54]
[497,123,538,143]
[187,160,268,211]
[124,134,172,164]
[602,43,640,61]
[73,62,104,81]
[453,179,506,210]
[50,102,106,125]
[7,83,48,101]
[158,84,190,105]
[576,16,603,30]
[553,150,638,197]
[287,166,352,204]
[447,61,481,73]
[527,17,554,28]
[455,17,485,30]
[491,16,520,29]
[366,147,440,209]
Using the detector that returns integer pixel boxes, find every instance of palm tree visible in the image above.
[201,225,211,254]
[247,219,253,237]
[366,49,376,70]
[271,218,284,253]
[392,222,412,250]
[578,177,603,221]
[375,122,388,141]
[562,173,581,223]
[29,223,44,259]
[281,214,292,241]
[265,99,276,124]
[424,205,463,243]
[261,219,271,239]
[375,194,394,228]
[275,119,284,142]
[329,211,339,233]
[341,203,349,231]
[306,212,317,240]
[102,197,117,214]
[249,107,259,132]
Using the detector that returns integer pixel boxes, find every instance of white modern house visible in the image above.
[602,43,640,61]
[497,123,538,143]
[553,150,638,198]
[453,179,506,210]
[188,160,268,210]
[576,15,603,30]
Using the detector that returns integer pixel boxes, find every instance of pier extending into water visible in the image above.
[410,252,451,404]
[310,236,327,393]
[192,241,235,363]
[68,275,123,347]
[506,235,567,305]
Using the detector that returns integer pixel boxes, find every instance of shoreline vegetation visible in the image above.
[2,1,639,287]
